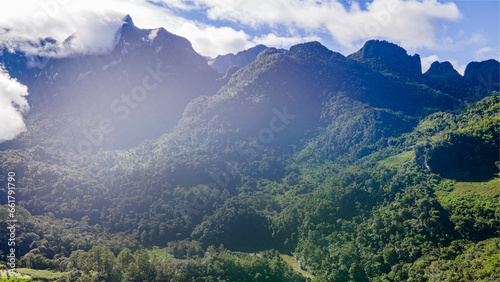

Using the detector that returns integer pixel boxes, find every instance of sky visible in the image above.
[0,0,499,141]
[0,0,498,71]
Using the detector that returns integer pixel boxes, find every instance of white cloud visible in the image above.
[467,33,488,45]
[475,47,500,62]
[175,23,252,57]
[253,33,322,50]
[421,55,440,73]
[0,0,258,57]
[175,0,462,50]
[0,1,127,56]
[448,59,466,76]
[158,0,202,11]
[0,68,29,142]
[421,55,466,75]
[0,0,463,58]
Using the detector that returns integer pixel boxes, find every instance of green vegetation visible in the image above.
[0,270,32,281]
[16,268,66,281]
[453,176,500,197]
[1,40,499,281]
[280,254,315,279]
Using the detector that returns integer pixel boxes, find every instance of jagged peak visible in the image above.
[288,41,343,61]
[424,61,461,78]
[289,41,330,53]
[352,40,408,57]
[464,59,500,78]
[464,59,499,91]
[118,14,139,35]
[211,44,270,74]
[122,14,134,27]
[245,44,268,54]
[214,44,268,59]
[349,40,422,76]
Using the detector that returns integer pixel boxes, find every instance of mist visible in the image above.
[0,68,29,142]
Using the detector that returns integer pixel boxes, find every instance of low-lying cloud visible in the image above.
[0,1,127,56]
[0,0,463,58]
[0,68,29,142]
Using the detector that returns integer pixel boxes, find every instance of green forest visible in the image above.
[1,36,499,281]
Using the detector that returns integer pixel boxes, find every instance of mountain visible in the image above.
[0,15,221,150]
[464,59,500,91]
[161,41,449,166]
[210,44,268,74]
[424,61,462,79]
[348,39,422,78]
[422,59,499,101]
[0,19,499,281]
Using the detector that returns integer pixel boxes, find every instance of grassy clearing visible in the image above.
[246,252,315,279]
[16,268,66,281]
[378,151,415,168]
[434,176,499,221]
[0,270,31,281]
[147,247,173,261]
[280,254,315,279]
[0,268,67,281]
[453,175,500,197]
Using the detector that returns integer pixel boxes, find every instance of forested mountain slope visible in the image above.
[0,15,221,150]
[0,20,498,281]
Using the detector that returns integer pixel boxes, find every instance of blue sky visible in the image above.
[0,0,498,73]
[413,0,499,73]
[159,0,499,74]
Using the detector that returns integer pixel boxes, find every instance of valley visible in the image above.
[0,15,499,281]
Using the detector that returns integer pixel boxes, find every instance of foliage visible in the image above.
[0,39,499,280]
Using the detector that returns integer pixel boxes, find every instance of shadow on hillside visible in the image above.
[438,168,499,183]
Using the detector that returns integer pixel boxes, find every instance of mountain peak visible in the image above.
[289,41,330,54]
[211,44,269,74]
[122,14,134,27]
[349,40,421,77]
[464,59,500,91]
[424,61,461,78]
[288,41,344,62]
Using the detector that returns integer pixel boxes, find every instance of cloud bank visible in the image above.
[0,0,462,58]
[0,68,29,142]
[159,0,462,52]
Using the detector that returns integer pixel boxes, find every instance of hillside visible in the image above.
[211,44,268,74]
[0,18,499,281]
[0,15,221,150]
